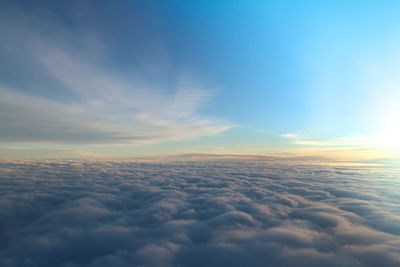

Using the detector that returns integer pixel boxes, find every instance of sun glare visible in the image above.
[374,109,400,152]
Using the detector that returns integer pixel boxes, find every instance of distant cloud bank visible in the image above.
[0,157,399,266]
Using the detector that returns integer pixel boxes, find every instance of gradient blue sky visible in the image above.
[1,0,400,159]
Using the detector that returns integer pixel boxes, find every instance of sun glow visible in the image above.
[372,107,400,154]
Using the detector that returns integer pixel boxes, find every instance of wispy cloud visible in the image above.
[279,133,364,147]
[0,3,231,145]
[278,133,394,161]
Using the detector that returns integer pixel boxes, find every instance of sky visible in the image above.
[1,0,400,160]
[1,2,400,266]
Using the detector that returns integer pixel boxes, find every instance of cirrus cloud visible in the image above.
[0,0,231,145]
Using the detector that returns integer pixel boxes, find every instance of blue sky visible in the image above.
[1,0,400,159]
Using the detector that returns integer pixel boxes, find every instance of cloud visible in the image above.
[0,1,231,145]
[0,156,399,266]
[278,133,393,162]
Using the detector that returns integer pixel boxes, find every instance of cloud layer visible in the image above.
[0,156,399,266]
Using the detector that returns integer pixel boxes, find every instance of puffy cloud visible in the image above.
[0,156,399,266]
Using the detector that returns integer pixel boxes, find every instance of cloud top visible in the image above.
[0,157,399,266]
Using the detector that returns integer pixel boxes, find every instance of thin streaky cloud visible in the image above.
[0,5,232,145]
